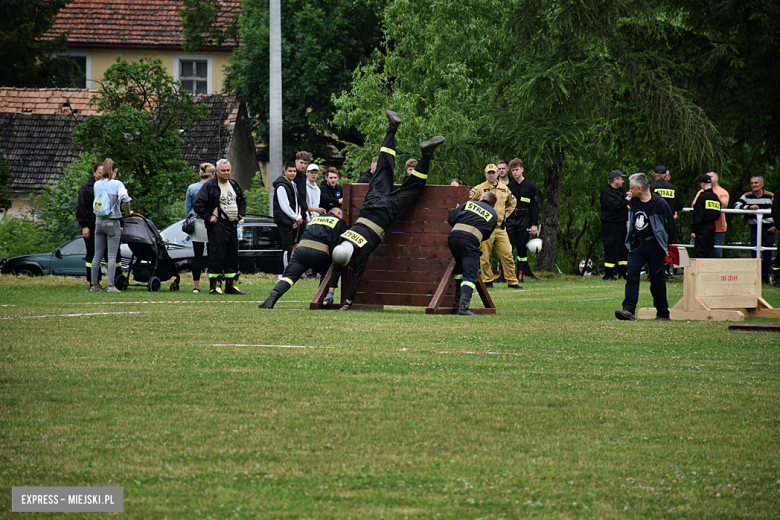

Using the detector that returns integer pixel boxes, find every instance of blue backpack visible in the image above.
[93,181,113,217]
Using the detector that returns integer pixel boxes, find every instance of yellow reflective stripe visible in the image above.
[654,188,675,198]
[520,197,531,203]
[280,277,294,286]
[355,217,386,240]
[454,274,462,280]
[452,223,482,241]
[341,230,368,248]
[85,262,92,267]
[209,273,221,278]
[705,200,721,211]
[462,281,476,290]
[310,216,339,229]
[518,256,528,262]
[298,239,329,254]
[224,273,237,278]
[604,262,616,268]
[412,170,427,179]
[380,146,396,157]
[618,261,627,266]
[464,201,493,222]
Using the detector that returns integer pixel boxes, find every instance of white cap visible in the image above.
[307,164,320,172]
[332,241,354,266]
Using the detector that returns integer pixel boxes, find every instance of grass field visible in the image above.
[1,273,779,519]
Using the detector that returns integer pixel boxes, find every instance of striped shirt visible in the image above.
[734,191,774,226]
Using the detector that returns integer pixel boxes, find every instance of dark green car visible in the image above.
[0,237,89,277]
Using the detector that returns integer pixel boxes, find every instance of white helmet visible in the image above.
[527,238,543,254]
[332,241,355,266]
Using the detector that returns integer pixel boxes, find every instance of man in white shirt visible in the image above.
[305,164,324,222]
[272,162,303,272]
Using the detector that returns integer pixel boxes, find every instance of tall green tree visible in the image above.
[227,0,385,162]
[179,0,241,52]
[334,0,724,272]
[0,0,78,87]
[72,57,208,227]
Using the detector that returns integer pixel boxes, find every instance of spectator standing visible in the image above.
[357,157,378,183]
[649,165,684,278]
[772,188,780,286]
[193,159,247,295]
[615,173,675,321]
[319,167,343,212]
[690,174,721,258]
[469,164,520,289]
[305,164,324,221]
[184,163,215,293]
[600,170,630,280]
[506,158,539,281]
[90,158,132,293]
[294,151,311,241]
[271,162,303,274]
[76,162,117,286]
[496,160,510,186]
[734,176,775,284]
[691,171,729,258]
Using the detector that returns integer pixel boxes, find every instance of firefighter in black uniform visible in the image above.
[600,170,630,280]
[447,192,498,315]
[691,174,721,258]
[649,165,685,276]
[76,162,121,286]
[505,157,539,281]
[328,111,445,310]
[258,207,348,309]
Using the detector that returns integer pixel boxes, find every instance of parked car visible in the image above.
[157,217,285,275]
[1,237,96,277]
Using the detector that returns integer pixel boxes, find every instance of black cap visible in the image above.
[609,170,626,180]
[653,165,667,175]
[698,174,712,184]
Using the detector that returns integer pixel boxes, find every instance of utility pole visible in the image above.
[268,0,282,216]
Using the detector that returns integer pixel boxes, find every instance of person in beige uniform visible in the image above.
[469,164,520,289]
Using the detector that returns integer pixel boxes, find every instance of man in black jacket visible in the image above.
[328,111,445,310]
[258,207,348,309]
[293,151,311,242]
[271,162,303,273]
[357,157,378,183]
[600,170,630,280]
[193,159,247,295]
[76,162,121,285]
[319,167,343,212]
[615,173,675,321]
[649,165,685,278]
[506,157,539,281]
[691,174,721,258]
[447,192,498,315]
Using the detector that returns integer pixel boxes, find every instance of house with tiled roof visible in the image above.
[0,88,256,215]
[41,0,241,94]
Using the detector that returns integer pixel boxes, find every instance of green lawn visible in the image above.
[1,274,779,519]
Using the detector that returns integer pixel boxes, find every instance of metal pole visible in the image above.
[268,0,282,216]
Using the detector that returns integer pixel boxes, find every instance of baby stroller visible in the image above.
[116,214,181,292]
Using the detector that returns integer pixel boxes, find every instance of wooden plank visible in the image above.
[355,280,445,295]
[428,259,456,312]
[700,296,758,309]
[697,272,759,286]
[365,256,453,271]
[384,232,449,247]
[693,258,760,272]
[728,324,780,332]
[354,292,435,307]
[395,207,451,221]
[369,245,452,261]
[700,283,759,298]
[637,307,745,321]
[310,264,336,309]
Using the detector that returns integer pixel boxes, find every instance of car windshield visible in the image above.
[160,220,192,248]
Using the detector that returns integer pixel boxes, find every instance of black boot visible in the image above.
[209,278,223,295]
[225,278,245,295]
[420,136,445,159]
[457,293,476,316]
[602,267,616,281]
[386,110,401,134]
[453,280,461,309]
[258,290,281,309]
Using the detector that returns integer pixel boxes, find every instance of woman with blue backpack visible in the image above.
[90,158,132,292]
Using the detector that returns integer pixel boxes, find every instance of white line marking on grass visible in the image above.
[1,311,147,320]
[80,300,268,305]
[438,350,518,356]
[212,344,335,349]
[1,304,16,307]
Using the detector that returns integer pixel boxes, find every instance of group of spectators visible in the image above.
[599,167,779,321]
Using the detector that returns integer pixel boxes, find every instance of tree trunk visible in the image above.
[535,150,564,273]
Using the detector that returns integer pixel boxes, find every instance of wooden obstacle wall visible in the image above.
[310,183,495,313]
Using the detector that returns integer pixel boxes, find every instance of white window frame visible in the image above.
[173,54,213,94]
[54,51,92,89]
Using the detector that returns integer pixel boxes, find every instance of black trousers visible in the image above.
[507,216,531,263]
[192,241,206,281]
[448,235,481,297]
[693,223,715,258]
[83,228,121,283]
[206,219,239,277]
[601,221,627,274]
[276,222,296,272]
[271,246,334,297]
